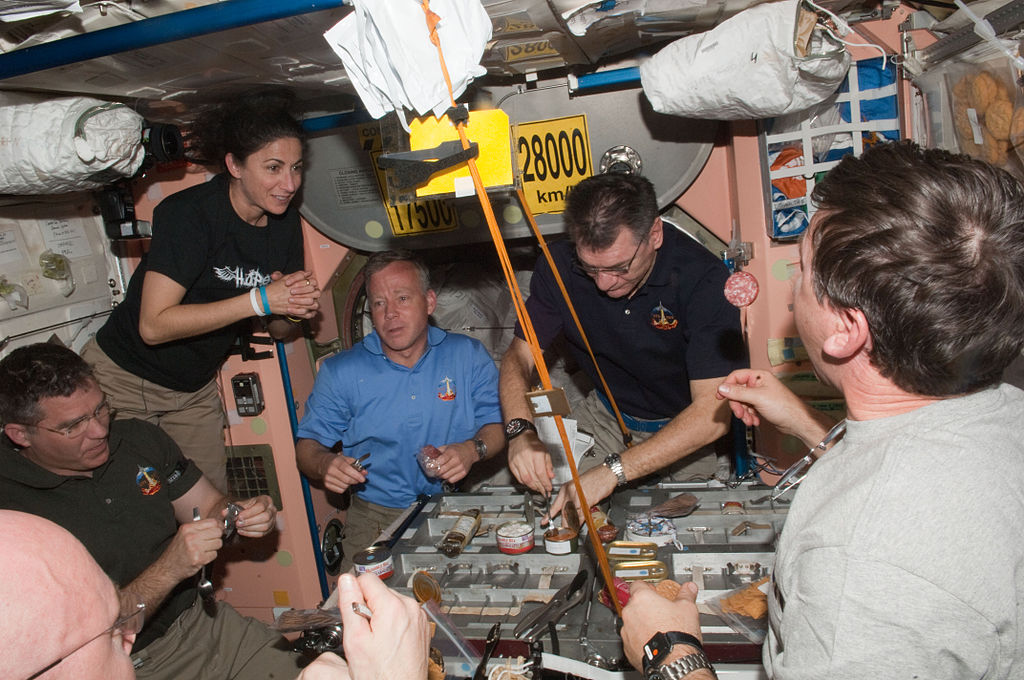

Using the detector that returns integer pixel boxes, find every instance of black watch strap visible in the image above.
[504,417,537,441]
[643,631,704,674]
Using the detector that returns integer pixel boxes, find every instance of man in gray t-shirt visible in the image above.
[618,142,1024,680]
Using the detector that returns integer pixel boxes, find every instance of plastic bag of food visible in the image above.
[703,576,771,643]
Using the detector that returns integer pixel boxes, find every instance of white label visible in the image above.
[0,228,22,265]
[41,218,92,259]
[967,108,984,145]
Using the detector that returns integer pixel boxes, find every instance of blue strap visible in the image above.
[258,286,271,316]
[595,391,670,433]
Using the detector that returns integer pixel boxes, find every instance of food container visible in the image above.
[496,520,535,554]
[590,506,619,543]
[543,527,578,555]
[721,500,745,514]
[605,540,659,562]
[625,516,676,545]
[353,545,394,580]
[612,560,669,582]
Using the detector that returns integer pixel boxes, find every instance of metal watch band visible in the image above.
[473,438,487,461]
[648,650,717,680]
[603,453,627,486]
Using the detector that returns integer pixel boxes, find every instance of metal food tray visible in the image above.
[386,481,788,676]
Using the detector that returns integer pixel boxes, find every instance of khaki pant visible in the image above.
[574,390,721,481]
[340,494,408,574]
[81,338,228,493]
[131,597,305,680]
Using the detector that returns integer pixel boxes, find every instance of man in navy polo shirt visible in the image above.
[296,250,504,572]
[500,173,746,519]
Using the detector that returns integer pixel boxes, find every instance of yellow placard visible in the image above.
[359,123,459,237]
[514,115,593,215]
[408,109,514,198]
[504,40,559,63]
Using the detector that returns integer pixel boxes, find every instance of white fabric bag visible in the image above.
[0,93,144,195]
[639,0,850,120]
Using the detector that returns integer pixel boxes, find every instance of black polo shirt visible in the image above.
[517,226,747,420]
[0,419,203,651]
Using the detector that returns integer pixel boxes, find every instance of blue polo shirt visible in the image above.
[297,325,501,507]
[517,226,747,420]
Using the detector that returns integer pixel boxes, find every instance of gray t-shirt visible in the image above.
[765,383,1024,679]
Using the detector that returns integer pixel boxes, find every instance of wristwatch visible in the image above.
[504,418,537,442]
[473,438,487,461]
[643,631,716,680]
[602,452,628,486]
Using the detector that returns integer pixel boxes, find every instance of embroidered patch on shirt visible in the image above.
[136,466,162,495]
[649,302,679,330]
[437,375,457,401]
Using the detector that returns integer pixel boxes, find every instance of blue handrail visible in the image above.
[0,0,348,80]
[276,339,330,600]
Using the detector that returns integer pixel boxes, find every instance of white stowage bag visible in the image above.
[639,0,850,120]
[0,93,145,194]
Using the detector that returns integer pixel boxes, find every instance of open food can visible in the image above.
[496,520,535,554]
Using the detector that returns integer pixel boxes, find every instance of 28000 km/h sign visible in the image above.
[515,115,593,215]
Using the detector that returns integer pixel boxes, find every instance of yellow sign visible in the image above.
[408,109,513,198]
[505,40,559,63]
[359,123,459,237]
[514,115,593,215]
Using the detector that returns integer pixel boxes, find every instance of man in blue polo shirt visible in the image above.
[296,250,504,571]
[500,173,747,520]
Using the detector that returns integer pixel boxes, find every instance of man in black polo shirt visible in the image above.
[0,343,305,680]
[500,173,746,519]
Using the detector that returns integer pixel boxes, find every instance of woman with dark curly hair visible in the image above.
[82,90,320,491]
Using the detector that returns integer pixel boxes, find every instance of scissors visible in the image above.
[513,569,589,643]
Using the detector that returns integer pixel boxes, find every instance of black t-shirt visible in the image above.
[97,173,304,392]
[0,419,204,651]
[517,226,747,420]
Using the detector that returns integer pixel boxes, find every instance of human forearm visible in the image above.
[117,550,192,614]
[474,423,505,461]
[621,390,730,482]
[139,290,255,345]
[499,339,537,422]
[139,270,318,345]
[296,438,334,481]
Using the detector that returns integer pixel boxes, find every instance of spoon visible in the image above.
[192,507,215,600]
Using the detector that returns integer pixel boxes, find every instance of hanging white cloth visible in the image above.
[324,0,491,122]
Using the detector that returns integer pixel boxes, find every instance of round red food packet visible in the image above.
[724,270,759,307]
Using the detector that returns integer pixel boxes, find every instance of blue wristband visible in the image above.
[258,286,271,316]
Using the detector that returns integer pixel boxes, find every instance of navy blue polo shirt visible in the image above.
[516,226,747,420]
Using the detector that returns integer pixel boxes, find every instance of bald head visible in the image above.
[0,511,135,680]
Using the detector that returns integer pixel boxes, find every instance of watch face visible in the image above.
[505,418,534,439]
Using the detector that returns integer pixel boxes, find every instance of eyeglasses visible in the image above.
[573,229,650,277]
[769,419,847,502]
[24,602,145,680]
[33,401,113,439]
